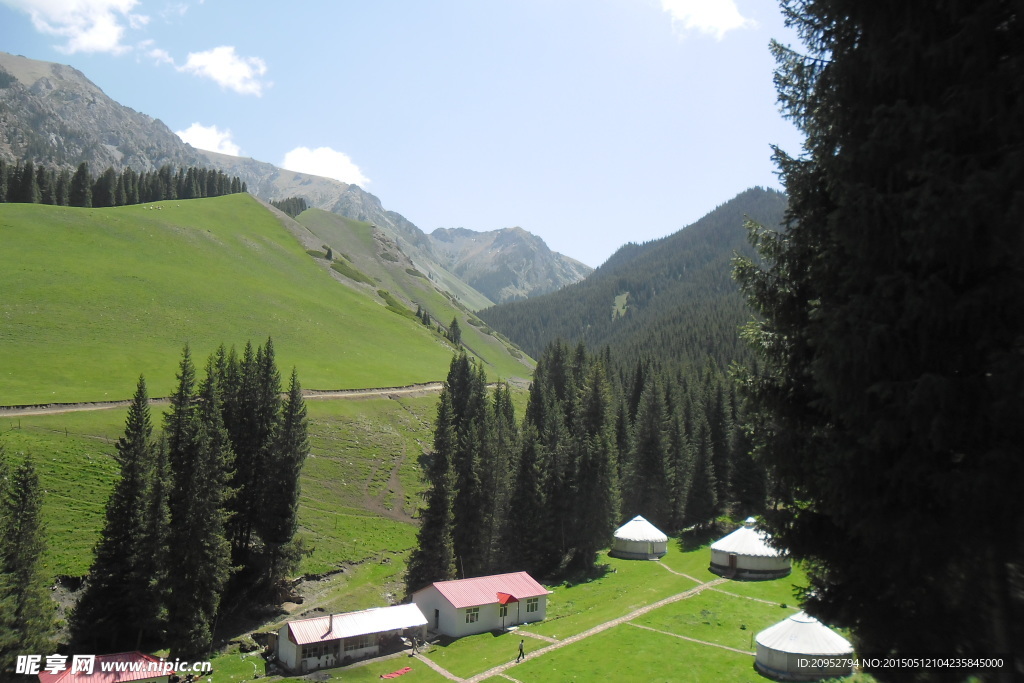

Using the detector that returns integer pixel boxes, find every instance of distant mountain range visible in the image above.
[478,187,788,370]
[0,50,590,307]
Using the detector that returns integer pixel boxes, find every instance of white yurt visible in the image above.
[709,517,791,579]
[755,611,854,681]
[609,515,668,559]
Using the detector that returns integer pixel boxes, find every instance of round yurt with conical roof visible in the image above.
[709,517,790,579]
[755,611,854,681]
[609,515,668,559]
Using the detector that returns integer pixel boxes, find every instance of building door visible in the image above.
[728,553,737,570]
[434,609,440,629]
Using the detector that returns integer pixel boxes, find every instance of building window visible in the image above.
[344,634,374,652]
[301,643,327,659]
[526,598,539,613]
[499,604,508,618]
[465,607,480,624]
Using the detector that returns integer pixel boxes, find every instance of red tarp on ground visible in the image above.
[380,666,413,679]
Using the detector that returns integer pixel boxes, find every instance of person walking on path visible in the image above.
[516,639,525,662]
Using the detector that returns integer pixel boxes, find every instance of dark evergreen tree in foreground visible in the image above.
[405,390,458,594]
[164,350,233,659]
[0,451,53,674]
[71,377,169,651]
[734,2,1023,680]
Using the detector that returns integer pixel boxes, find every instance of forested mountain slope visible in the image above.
[478,187,787,369]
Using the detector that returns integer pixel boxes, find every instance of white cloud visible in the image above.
[3,0,145,54]
[660,0,756,40]
[175,122,241,156]
[178,46,269,96]
[281,147,370,187]
[139,40,174,66]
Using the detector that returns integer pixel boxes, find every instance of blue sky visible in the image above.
[0,0,803,267]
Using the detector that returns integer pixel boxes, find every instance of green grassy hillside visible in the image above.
[0,394,439,579]
[296,208,533,382]
[0,195,460,404]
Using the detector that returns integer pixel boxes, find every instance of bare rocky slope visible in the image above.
[0,50,589,305]
[431,226,592,302]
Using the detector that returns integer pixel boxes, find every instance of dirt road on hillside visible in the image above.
[0,382,446,417]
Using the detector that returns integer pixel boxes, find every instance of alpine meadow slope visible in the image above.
[0,50,588,311]
[0,193,467,405]
[294,208,534,382]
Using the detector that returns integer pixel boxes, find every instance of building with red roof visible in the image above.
[411,571,551,638]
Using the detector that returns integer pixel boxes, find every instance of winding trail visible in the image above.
[0,382,446,417]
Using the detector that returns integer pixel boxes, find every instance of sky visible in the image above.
[0,0,804,268]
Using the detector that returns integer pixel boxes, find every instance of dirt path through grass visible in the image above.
[626,622,755,655]
[0,382,446,416]
[420,576,733,683]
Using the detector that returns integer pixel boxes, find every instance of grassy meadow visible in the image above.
[296,209,533,382]
[1,195,465,404]
[0,394,440,580]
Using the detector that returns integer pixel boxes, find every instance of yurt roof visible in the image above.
[755,612,853,656]
[614,515,668,543]
[710,518,784,558]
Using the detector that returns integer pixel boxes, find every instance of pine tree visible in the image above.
[69,162,92,207]
[406,390,458,594]
[93,167,117,208]
[734,1,1024,678]
[72,377,167,651]
[502,425,550,576]
[624,374,672,530]
[164,350,233,659]
[259,367,309,588]
[0,453,53,672]
[37,165,54,205]
[55,169,70,206]
[568,361,620,571]
[683,413,718,528]
[18,160,40,203]
[447,317,462,346]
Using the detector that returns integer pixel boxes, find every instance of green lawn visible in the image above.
[632,590,797,652]
[418,630,523,679]
[504,622,765,682]
[529,550,699,641]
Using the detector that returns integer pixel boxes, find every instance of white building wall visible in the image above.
[413,588,549,638]
[710,549,791,575]
[276,624,299,671]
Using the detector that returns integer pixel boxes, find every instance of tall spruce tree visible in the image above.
[69,162,91,207]
[624,374,672,530]
[0,453,52,673]
[164,350,233,659]
[567,361,621,571]
[259,368,309,588]
[406,390,458,594]
[72,377,168,651]
[734,1,1023,679]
